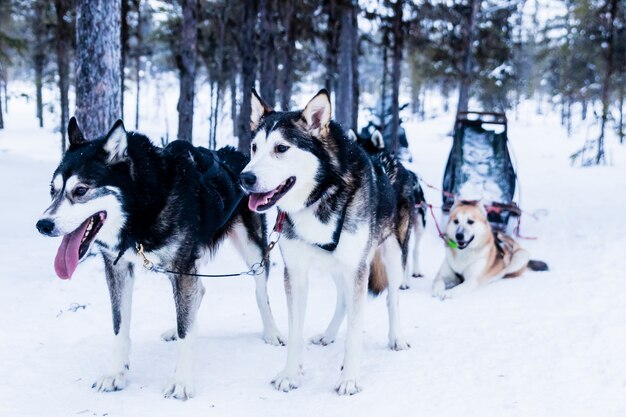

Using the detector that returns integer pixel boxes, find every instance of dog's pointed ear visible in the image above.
[302,89,331,136]
[250,88,272,131]
[371,130,385,150]
[103,119,128,164]
[347,129,358,142]
[68,117,86,149]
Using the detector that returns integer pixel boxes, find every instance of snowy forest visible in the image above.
[0,0,625,161]
[1,1,625,416]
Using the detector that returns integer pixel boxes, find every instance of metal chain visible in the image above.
[135,212,284,278]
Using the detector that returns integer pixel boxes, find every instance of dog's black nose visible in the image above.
[36,219,55,236]
[240,172,257,188]
[455,232,464,242]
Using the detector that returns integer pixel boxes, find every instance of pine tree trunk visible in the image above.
[237,0,259,153]
[134,0,141,130]
[2,75,7,112]
[597,0,618,164]
[212,83,220,149]
[0,79,3,129]
[121,0,129,117]
[135,59,140,129]
[230,75,238,138]
[75,0,121,141]
[208,81,215,149]
[33,0,47,128]
[34,58,44,128]
[566,92,572,137]
[324,0,339,94]
[619,80,624,144]
[350,2,359,131]
[389,0,403,152]
[279,0,295,111]
[259,0,278,107]
[335,0,355,129]
[380,30,388,129]
[176,0,197,143]
[456,0,480,116]
[55,0,72,151]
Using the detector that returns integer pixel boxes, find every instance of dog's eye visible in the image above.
[453,219,459,225]
[251,143,257,153]
[275,144,289,153]
[73,186,89,197]
[467,219,474,225]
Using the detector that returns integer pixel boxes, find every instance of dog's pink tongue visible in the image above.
[248,190,276,212]
[54,220,89,280]
[248,193,266,212]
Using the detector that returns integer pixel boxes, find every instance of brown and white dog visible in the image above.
[432,200,547,299]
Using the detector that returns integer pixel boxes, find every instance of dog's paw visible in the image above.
[310,332,336,346]
[389,337,411,351]
[399,280,410,290]
[160,328,178,342]
[163,379,194,401]
[271,370,301,392]
[335,377,362,396]
[263,330,286,346]
[431,279,446,299]
[412,272,424,278]
[92,371,127,392]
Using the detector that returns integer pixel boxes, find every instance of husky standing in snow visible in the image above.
[36,118,283,400]
[348,128,427,285]
[432,200,548,299]
[240,89,412,395]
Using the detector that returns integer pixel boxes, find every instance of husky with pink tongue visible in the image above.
[240,89,413,396]
[36,117,284,400]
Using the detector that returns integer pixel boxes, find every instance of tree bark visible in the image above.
[54,0,72,151]
[33,0,47,128]
[324,0,340,94]
[237,0,259,153]
[34,56,44,128]
[350,3,359,131]
[380,30,389,129]
[121,0,129,117]
[176,0,198,143]
[230,75,238,138]
[389,0,403,152]
[619,79,624,144]
[279,0,295,111]
[75,0,121,140]
[456,0,480,116]
[259,0,278,107]
[134,0,141,130]
[335,0,355,129]
[0,79,3,129]
[597,0,618,164]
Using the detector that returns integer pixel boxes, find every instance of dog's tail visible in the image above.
[368,249,388,296]
[528,259,549,271]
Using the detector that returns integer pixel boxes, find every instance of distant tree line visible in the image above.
[0,0,624,163]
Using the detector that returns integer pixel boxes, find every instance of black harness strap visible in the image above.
[315,202,349,252]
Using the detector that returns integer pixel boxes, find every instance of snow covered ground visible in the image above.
[1,93,625,417]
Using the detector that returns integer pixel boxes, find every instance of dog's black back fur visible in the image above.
[57,132,261,266]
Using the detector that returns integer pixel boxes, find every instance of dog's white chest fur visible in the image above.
[446,246,490,276]
[288,208,338,247]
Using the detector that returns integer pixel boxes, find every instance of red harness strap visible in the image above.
[273,211,287,233]
[425,203,445,240]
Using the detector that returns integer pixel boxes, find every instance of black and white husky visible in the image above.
[240,89,412,395]
[36,118,283,400]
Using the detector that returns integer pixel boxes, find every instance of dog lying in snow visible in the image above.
[432,200,547,299]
